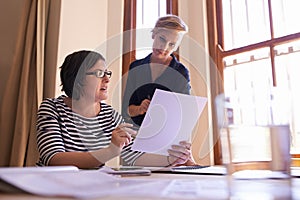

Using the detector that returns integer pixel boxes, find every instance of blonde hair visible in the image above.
[152,15,188,35]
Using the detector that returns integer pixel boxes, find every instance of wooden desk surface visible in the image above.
[0,172,299,200]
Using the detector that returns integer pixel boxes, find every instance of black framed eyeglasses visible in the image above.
[86,70,112,78]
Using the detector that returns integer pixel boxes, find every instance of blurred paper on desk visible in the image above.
[131,89,207,155]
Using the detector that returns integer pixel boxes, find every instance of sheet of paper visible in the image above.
[0,165,79,173]
[131,89,207,155]
[0,169,155,199]
[161,179,227,199]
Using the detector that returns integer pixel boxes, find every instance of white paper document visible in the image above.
[0,167,155,199]
[161,179,227,199]
[131,89,207,155]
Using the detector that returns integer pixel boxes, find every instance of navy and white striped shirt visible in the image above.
[36,95,143,166]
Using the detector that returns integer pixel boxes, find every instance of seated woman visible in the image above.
[36,50,195,169]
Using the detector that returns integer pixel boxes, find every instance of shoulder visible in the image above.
[39,97,57,110]
[100,102,114,112]
[177,62,189,73]
[100,102,120,116]
[129,53,151,70]
[170,54,190,79]
[100,102,124,123]
[38,95,65,116]
[40,95,65,107]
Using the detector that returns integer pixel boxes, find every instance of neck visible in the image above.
[151,55,172,65]
[64,97,100,117]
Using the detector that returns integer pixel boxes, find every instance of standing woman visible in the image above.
[122,15,191,126]
[36,50,194,168]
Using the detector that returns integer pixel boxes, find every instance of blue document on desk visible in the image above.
[131,89,207,155]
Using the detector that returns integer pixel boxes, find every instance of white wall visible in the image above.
[57,0,124,111]
[56,0,108,96]
[105,0,124,113]
[179,0,213,165]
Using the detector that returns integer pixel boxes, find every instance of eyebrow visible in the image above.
[159,36,167,41]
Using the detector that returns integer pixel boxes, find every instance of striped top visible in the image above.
[36,95,143,166]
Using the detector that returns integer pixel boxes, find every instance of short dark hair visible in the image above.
[60,50,105,100]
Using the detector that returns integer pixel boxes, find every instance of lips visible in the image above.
[154,49,166,56]
[100,86,107,91]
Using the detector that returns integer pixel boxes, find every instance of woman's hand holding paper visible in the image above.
[167,141,195,166]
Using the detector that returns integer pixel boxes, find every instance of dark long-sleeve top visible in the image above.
[122,53,191,126]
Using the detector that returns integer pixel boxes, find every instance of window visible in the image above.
[122,0,177,75]
[211,0,300,161]
[135,0,167,59]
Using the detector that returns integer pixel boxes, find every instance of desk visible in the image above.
[0,172,299,200]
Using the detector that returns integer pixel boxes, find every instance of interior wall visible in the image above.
[56,0,108,97]
[178,0,213,165]
[104,0,124,167]
[105,0,124,113]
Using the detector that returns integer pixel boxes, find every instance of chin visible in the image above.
[96,94,108,102]
[101,96,108,101]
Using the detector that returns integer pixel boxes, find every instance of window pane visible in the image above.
[136,0,166,59]
[222,49,275,159]
[271,0,300,38]
[222,0,270,50]
[223,48,272,125]
[274,41,300,153]
[219,0,300,156]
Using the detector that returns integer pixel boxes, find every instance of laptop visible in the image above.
[140,165,227,176]
[122,165,300,177]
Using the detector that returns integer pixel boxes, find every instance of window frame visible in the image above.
[122,0,178,76]
[207,0,300,165]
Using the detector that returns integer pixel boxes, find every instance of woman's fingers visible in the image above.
[117,123,137,136]
[168,147,190,158]
[179,141,191,150]
[117,122,133,129]
[167,141,192,165]
[112,123,138,147]
[171,142,191,155]
[139,99,151,114]
[122,127,137,136]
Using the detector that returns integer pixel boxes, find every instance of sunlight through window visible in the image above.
[136,0,166,59]
[221,0,300,154]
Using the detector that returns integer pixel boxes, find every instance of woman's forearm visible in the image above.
[127,105,141,117]
[49,147,119,169]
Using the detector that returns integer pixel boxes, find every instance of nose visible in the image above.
[159,42,169,51]
[102,74,110,83]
